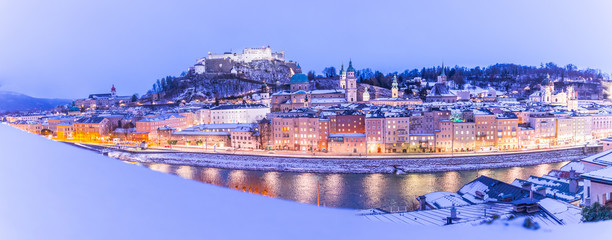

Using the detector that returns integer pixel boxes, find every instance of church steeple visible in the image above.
[441,62,446,76]
[392,74,399,98]
[345,59,357,102]
[437,62,447,84]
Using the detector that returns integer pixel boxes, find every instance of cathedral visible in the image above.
[269,60,420,112]
[530,75,578,110]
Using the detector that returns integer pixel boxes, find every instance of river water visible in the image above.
[140,161,568,211]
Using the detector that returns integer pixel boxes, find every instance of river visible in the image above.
[139,161,568,211]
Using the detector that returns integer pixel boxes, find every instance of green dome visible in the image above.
[347,60,355,72]
[290,73,309,83]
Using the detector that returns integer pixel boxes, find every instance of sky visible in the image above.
[0,0,611,99]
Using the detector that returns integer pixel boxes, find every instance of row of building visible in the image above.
[9,101,612,155]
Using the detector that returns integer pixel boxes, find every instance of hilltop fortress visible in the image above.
[190,46,298,76]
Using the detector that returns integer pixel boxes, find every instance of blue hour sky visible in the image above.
[1,0,611,99]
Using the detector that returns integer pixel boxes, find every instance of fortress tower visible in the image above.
[346,60,357,102]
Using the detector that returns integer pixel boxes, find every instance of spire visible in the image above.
[339,63,345,75]
[441,62,446,76]
[347,59,355,73]
[392,74,398,87]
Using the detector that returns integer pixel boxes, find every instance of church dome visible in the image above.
[290,73,309,83]
[346,60,356,73]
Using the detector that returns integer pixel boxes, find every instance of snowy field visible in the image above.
[104,147,589,174]
[1,124,611,239]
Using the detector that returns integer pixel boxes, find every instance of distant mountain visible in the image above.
[0,91,72,113]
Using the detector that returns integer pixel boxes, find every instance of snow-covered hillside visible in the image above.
[1,124,611,239]
[157,60,296,102]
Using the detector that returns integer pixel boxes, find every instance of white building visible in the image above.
[204,46,285,63]
[209,104,270,124]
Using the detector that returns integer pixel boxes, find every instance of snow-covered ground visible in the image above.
[1,124,611,239]
[105,147,587,174]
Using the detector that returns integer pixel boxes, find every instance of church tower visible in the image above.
[392,74,399,98]
[111,84,116,97]
[437,63,447,84]
[339,64,346,89]
[345,60,357,102]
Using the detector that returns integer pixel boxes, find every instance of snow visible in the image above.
[458,181,489,203]
[560,161,585,173]
[106,146,586,174]
[423,192,471,208]
[2,123,612,239]
[538,198,583,224]
[581,149,612,166]
[582,166,612,182]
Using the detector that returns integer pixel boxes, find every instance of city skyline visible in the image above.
[1,0,611,98]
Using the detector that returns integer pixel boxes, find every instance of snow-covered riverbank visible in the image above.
[104,147,591,174]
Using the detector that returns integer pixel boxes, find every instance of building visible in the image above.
[74,85,132,110]
[529,75,578,109]
[381,114,411,153]
[555,117,575,146]
[529,115,556,147]
[343,61,358,103]
[271,114,321,151]
[582,166,612,207]
[328,132,366,154]
[231,125,259,150]
[365,111,385,153]
[496,112,519,151]
[209,104,270,124]
[10,120,43,134]
[73,117,112,142]
[205,46,285,63]
[426,66,457,103]
[452,121,476,152]
[474,110,497,151]
[136,113,188,141]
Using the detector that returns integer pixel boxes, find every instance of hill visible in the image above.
[0,91,72,113]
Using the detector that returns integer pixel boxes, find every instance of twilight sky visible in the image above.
[0,0,611,99]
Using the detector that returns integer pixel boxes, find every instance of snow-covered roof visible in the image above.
[310,89,345,94]
[310,98,347,104]
[137,113,184,122]
[581,149,612,166]
[581,166,612,184]
[423,191,471,209]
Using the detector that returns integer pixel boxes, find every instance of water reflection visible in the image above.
[322,174,343,207]
[262,171,280,197]
[175,165,194,179]
[293,173,317,204]
[139,161,569,211]
[362,174,387,208]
